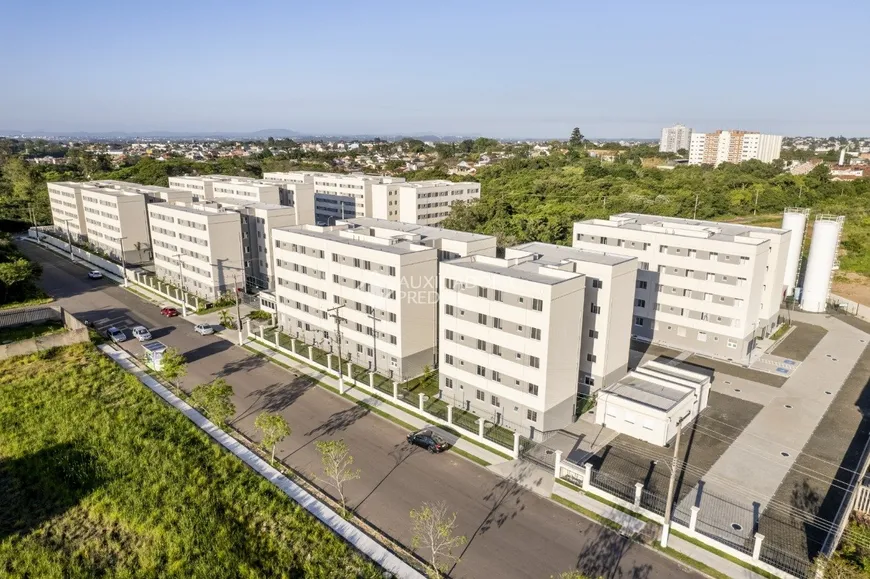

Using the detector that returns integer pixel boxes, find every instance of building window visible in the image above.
[636,280,647,290]
[635,299,646,308]
[476,390,485,401]
[527,410,538,422]
[476,365,486,376]
[587,353,597,362]
[584,376,595,386]
[445,304,454,316]
[445,279,454,289]
[478,313,487,325]
[634,316,644,327]
[532,298,543,311]
[445,330,454,340]
[491,370,501,382]
[591,279,603,289]
[494,290,503,302]
[478,287,488,298]
[491,395,500,407]
[477,339,487,351]
[590,303,600,314]
[530,328,541,340]
[445,378,453,389]
[529,356,540,369]
[445,354,454,365]
[589,329,598,339]
[697,332,707,342]
[528,383,539,396]
[492,344,501,356]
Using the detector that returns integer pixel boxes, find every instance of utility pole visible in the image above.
[753,187,759,216]
[328,305,346,392]
[693,193,699,220]
[661,416,685,548]
[29,205,41,244]
[117,236,128,288]
[234,273,244,345]
[367,311,378,373]
[63,219,74,261]
[173,253,188,316]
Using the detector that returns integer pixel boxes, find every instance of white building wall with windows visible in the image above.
[48,182,87,241]
[370,180,481,225]
[573,214,790,364]
[148,202,243,299]
[659,124,692,154]
[438,251,587,440]
[80,186,151,264]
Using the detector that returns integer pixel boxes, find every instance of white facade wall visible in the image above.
[148,203,243,299]
[659,124,692,153]
[688,132,707,165]
[688,131,783,166]
[80,187,151,264]
[48,182,87,241]
[371,181,481,225]
[573,215,790,362]
[439,257,586,438]
[168,176,213,201]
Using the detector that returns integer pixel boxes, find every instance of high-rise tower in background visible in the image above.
[688,130,783,166]
[659,124,693,154]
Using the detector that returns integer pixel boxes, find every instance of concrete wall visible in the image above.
[0,306,89,359]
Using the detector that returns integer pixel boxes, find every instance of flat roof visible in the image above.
[148,202,236,219]
[512,241,634,266]
[578,213,787,243]
[398,180,478,188]
[275,223,431,255]
[343,217,494,244]
[211,197,290,212]
[602,375,693,412]
[79,185,142,199]
[446,258,579,285]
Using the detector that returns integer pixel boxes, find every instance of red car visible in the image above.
[160,307,179,317]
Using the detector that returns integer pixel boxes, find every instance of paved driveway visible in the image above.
[21,242,700,579]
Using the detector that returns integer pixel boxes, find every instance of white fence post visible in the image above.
[290,337,296,352]
[554,449,562,478]
[418,393,425,412]
[327,354,333,372]
[308,346,313,360]
[369,372,374,390]
[512,432,521,459]
[689,506,700,532]
[634,483,643,507]
[346,361,352,379]
[583,463,592,491]
[447,405,453,424]
[752,533,765,561]
[392,381,398,400]
[478,417,485,439]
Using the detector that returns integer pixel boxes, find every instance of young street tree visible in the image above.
[191,377,236,428]
[410,500,468,578]
[314,439,360,514]
[255,411,291,464]
[569,127,585,148]
[159,347,187,389]
[219,309,235,329]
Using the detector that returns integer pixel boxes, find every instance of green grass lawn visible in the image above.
[0,320,65,344]
[399,371,439,398]
[0,343,381,578]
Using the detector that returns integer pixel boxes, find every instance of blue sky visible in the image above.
[1,0,867,138]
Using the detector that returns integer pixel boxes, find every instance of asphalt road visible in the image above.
[21,241,700,579]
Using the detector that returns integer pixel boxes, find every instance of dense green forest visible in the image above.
[1,139,869,275]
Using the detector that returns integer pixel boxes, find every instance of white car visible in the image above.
[194,323,214,336]
[131,326,152,341]
[88,270,103,279]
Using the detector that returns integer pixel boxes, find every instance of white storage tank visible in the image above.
[800,216,844,313]
[781,208,809,296]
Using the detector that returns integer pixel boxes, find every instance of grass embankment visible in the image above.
[0,320,65,343]
[0,343,381,578]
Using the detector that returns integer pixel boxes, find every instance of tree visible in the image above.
[191,377,236,428]
[410,500,467,578]
[159,347,187,388]
[255,411,291,464]
[219,309,235,329]
[314,439,360,514]
[569,128,584,148]
[0,258,33,303]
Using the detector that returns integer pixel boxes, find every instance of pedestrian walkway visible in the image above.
[98,343,424,579]
[245,339,510,466]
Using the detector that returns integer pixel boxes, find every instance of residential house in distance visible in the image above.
[573,214,790,363]
[148,202,244,299]
[370,180,481,225]
[659,124,693,154]
[688,130,783,166]
[271,218,496,380]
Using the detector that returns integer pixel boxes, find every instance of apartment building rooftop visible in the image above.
[512,241,634,267]
[581,213,787,244]
[601,361,709,412]
[397,179,477,188]
[276,223,435,256]
[344,217,492,244]
[211,197,287,211]
[445,252,585,285]
[200,175,280,187]
[269,171,405,184]
[149,202,232,217]
[79,184,143,199]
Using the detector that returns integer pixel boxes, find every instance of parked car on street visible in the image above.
[407,429,450,453]
[107,327,126,343]
[194,323,214,336]
[87,270,103,279]
[160,307,179,317]
[131,326,152,341]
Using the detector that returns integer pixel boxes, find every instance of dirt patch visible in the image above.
[833,272,870,308]
[771,322,828,361]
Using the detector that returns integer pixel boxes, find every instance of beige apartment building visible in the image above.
[370,180,481,225]
[262,171,405,224]
[573,214,790,363]
[148,202,244,299]
[688,130,783,166]
[87,180,194,204]
[437,243,636,438]
[79,185,152,264]
[48,182,88,242]
[271,218,496,380]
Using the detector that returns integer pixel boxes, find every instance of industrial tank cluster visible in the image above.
[780,208,844,313]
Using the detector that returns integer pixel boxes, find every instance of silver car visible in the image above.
[107,327,126,343]
[194,323,214,336]
[131,326,152,341]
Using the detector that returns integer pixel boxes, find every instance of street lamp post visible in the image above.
[172,253,188,316]
[117,236,128,288]
[61,219,75,261]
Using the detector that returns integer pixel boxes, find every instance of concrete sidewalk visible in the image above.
[245,338,510,466]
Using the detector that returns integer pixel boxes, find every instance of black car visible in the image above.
[407,429,450,453]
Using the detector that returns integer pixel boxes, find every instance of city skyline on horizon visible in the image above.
[2,0,869,139]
